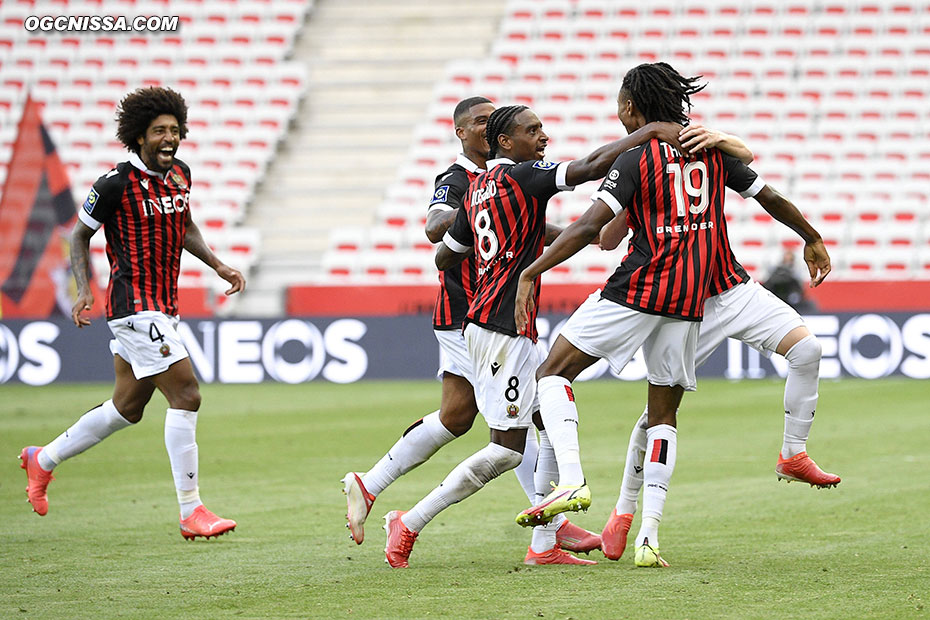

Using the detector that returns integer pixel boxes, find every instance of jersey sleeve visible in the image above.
[428,169,469,214]
[510,160,574,202]
[442,203,474,253]
[591,149,640,215]
[78,168,123,231]
[721,151,765,198]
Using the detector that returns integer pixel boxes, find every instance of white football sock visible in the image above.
[537,376,585,486]
[362,411,455,497]
[165,408,202,519]
[530,430,562,552]
[636,424,677,550]
[782,335,821,458]
[402,442,522,533]
[616,407,649,516]
[40,399,133,470]
[513,426,539,503]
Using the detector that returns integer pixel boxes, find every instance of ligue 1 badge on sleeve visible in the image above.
[506,404,519,418]
[160,343,171,357]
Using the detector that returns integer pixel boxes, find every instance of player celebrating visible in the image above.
[19,87,243,540]
[382,104,684,568]
[342,97,601,554]
[511,63,784,567]
[597,126,838,562]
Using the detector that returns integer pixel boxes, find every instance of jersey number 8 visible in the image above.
[666,161,708,217]
[475,208,500,261]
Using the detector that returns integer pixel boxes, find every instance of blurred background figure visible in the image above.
[764,250,815,313]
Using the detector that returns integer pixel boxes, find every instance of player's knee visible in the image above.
[439,408,475,437]
[174,381,202,411]
[785,334,821,368]
[114,401,144,423]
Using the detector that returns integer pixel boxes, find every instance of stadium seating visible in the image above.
[0,0,311,305]
[319,0,929,284]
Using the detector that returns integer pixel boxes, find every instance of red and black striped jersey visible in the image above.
[78,153,192,320]
[428,155,482,331]
[444,157,573,341]
[593,139,762,320]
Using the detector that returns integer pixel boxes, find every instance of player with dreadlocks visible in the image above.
[380,101,689,568]
[20,87,244,540]
[509,62,811,567]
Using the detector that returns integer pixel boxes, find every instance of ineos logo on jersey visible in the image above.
[142,192,189,217]
[471,183,497,206]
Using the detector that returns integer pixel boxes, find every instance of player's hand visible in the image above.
[651,122,687,155]
[679,124,725,154]
[514,272,535,335]
[71,291,94,328]
[216,264,246,295]
[804,239,831,287]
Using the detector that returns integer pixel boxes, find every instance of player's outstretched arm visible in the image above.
[70,221,96,327]
[183,218,245,295]
[564,122,684,187]
[753,185,831,287]
[515,200,616,333]
[680,125,754,164]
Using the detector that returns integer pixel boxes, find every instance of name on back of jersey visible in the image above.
[656,220,714,235]
[471,182,497,206]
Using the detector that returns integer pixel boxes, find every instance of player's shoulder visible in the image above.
[435,163,470,188]
[91,161,132,194]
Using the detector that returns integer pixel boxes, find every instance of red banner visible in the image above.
[0,95,103,319]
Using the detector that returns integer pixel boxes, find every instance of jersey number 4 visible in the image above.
[666,161,708,217]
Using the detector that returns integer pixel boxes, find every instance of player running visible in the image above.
[19,87,243,540]
[382,103,685,568]
[597,125,838,562]
[342,97,601,554]
[510,63,795,567]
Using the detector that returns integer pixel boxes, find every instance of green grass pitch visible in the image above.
[1,378,928,619]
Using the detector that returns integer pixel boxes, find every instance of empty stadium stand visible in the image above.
[316,0,930,292]
[0,0,311,314]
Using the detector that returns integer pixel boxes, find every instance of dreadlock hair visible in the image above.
[453,96,493,127]
[485,104,528,158]
[116,87,188,154]
[620,62,706,125]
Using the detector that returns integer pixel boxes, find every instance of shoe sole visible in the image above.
[342,473,370,545]
[516,496,591,527]
[180,524,236,540]
[775,471,841,488]
[19,447,50,516]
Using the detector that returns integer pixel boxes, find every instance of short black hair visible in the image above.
[116,87,188,154]
[620,62,705,125]
[485,104,528,158]
[453,96,493,128]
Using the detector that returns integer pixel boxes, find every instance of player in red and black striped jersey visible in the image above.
[514,63,784,566]
[378,104,684,568]
[597,125,838,561]
[347,99,601,556]
[19,88,242,540]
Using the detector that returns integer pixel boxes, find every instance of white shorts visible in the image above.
[558,291,700,391]
[434,328,476,386]
[696,279,805,367]
[107,311,189,380]
[464,323,541,430]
